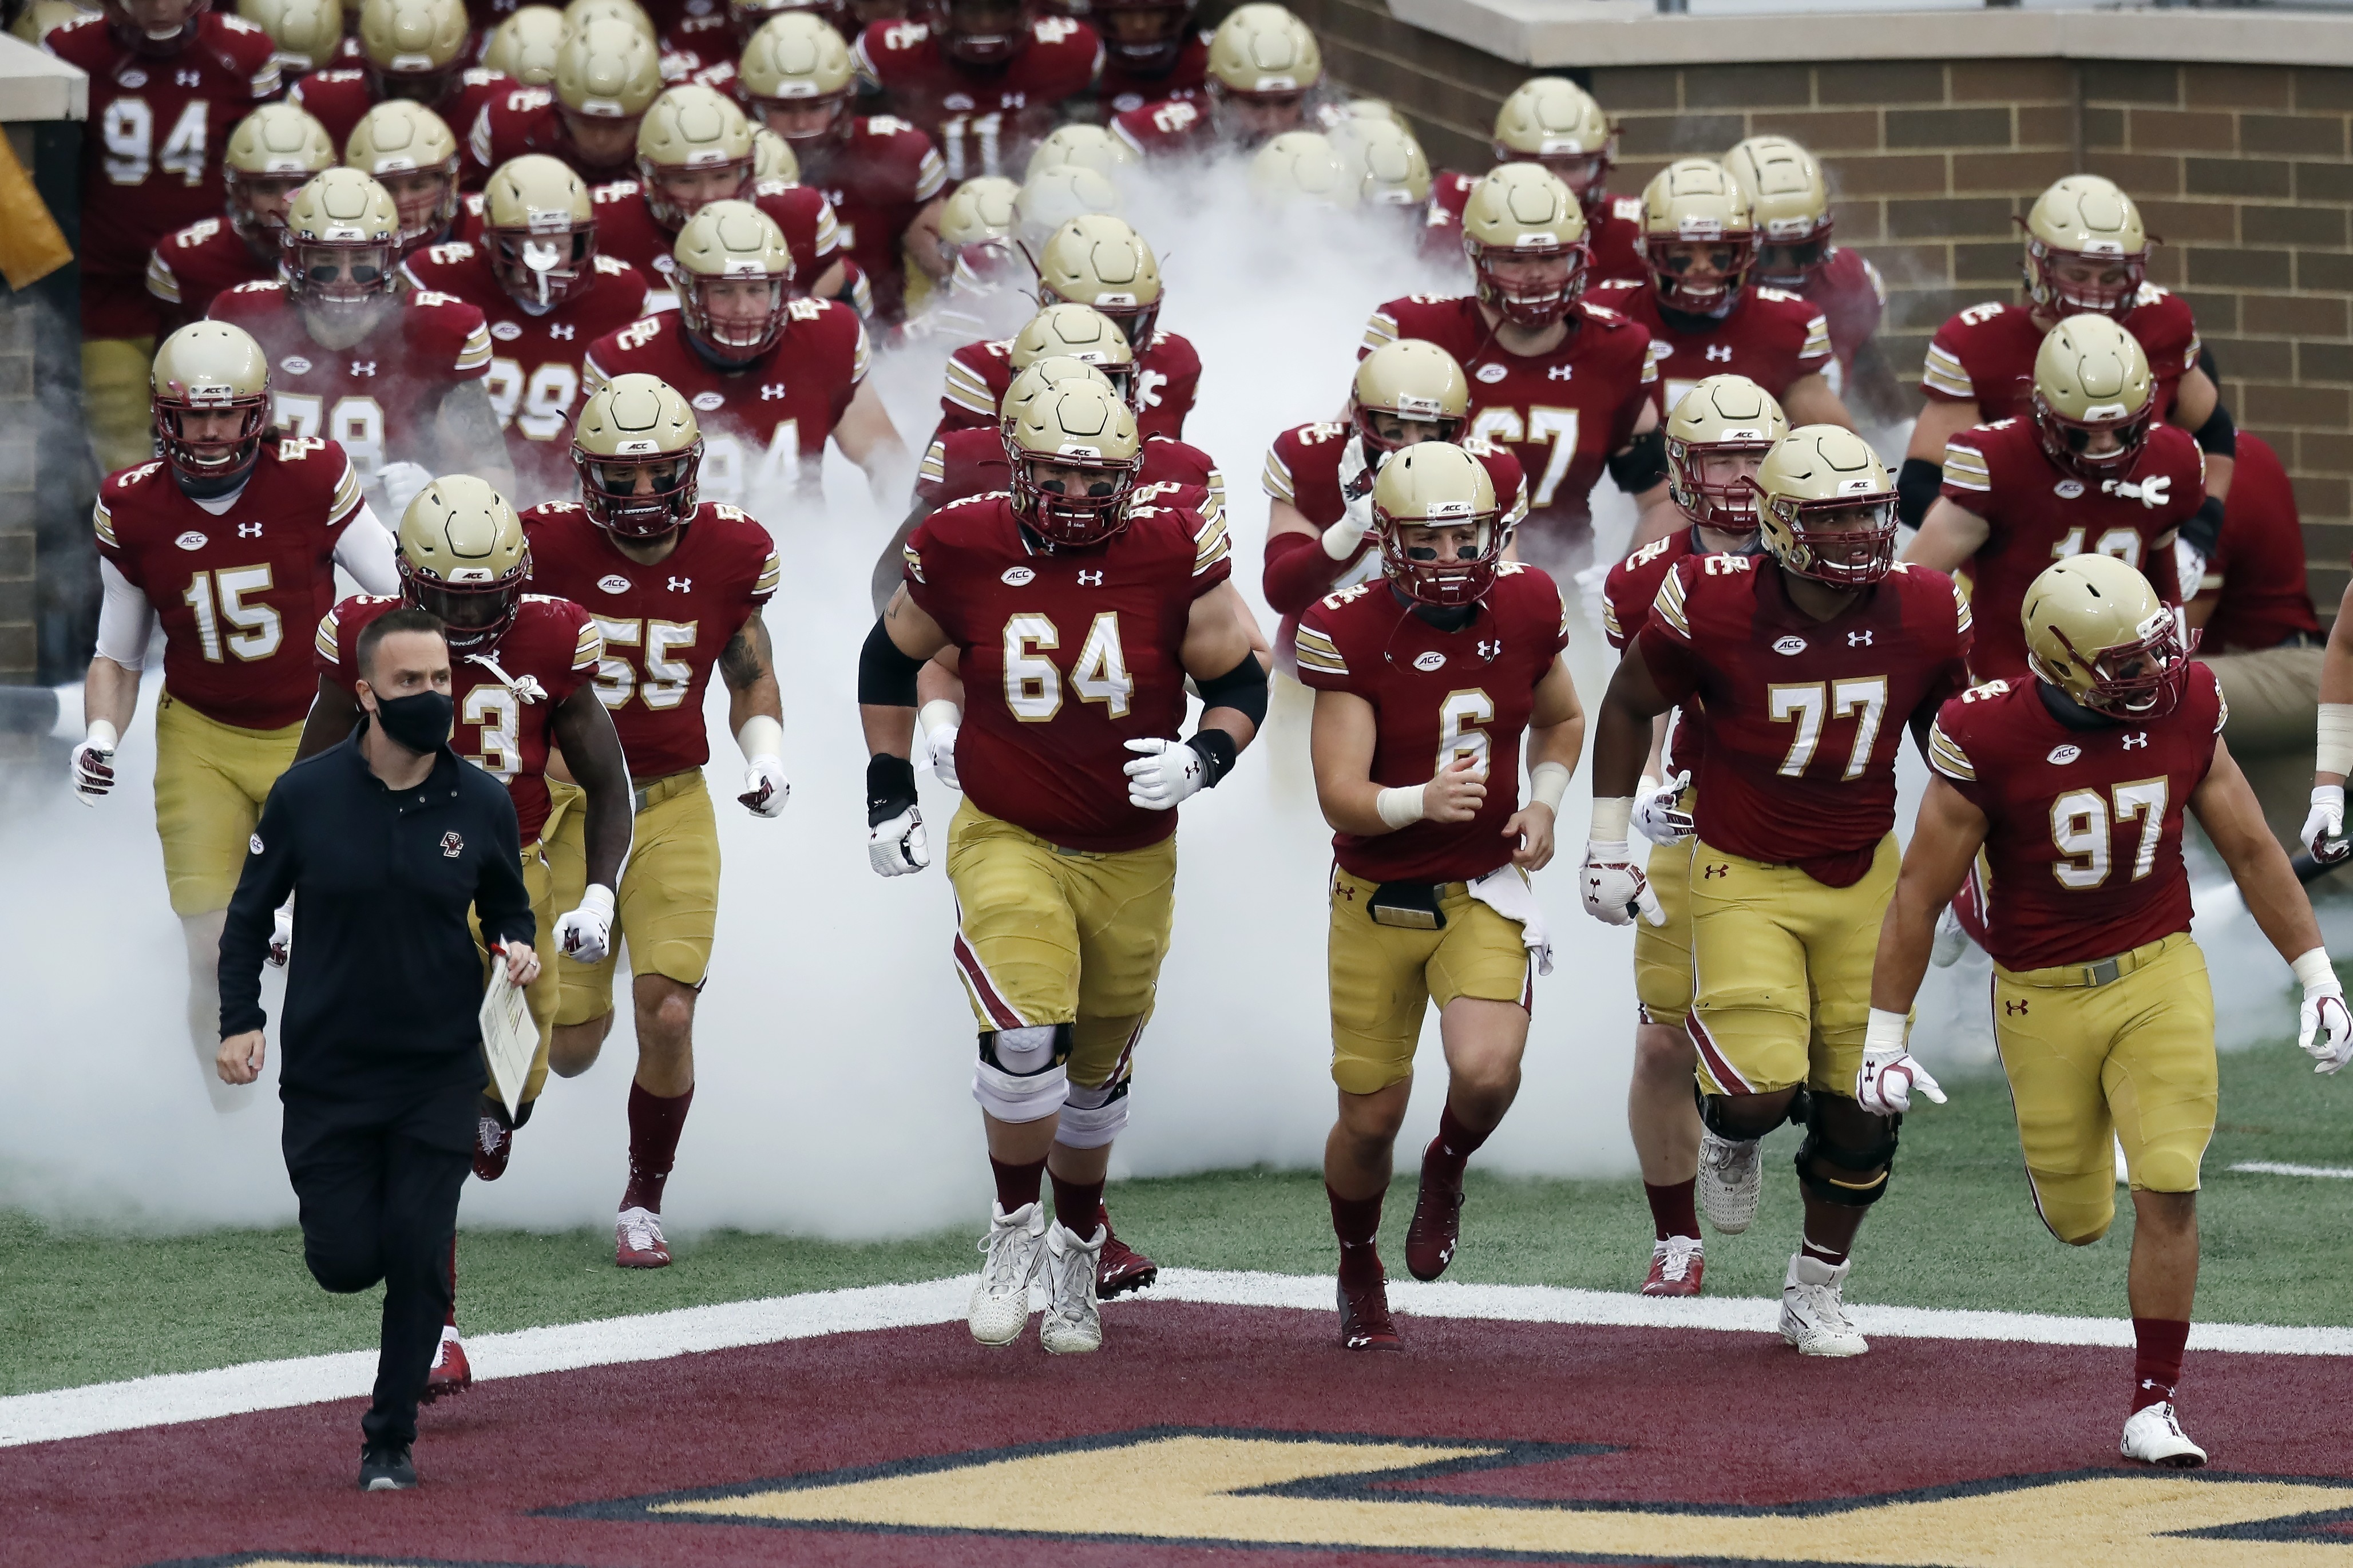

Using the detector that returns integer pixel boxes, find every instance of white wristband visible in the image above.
[1590,795,1632,842]
[2292,947,2339,992]
[2320,703,2353,778]
[918,698,961,736]
[735,714,783,765]
[1865,1007,1908,1052]
[1528,761,1571,813]
[84,719,120,753]
[1375,784,1427,829]
[1320,512,1366,561]
[578,883,616,920]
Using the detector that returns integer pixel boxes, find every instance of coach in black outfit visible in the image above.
[217,608,537,1492]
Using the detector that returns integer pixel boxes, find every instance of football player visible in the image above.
[1329,114,1429,219]
[290,0,514,155]
[148,103,339,334]
[583,200,908,509]
[209,168,516,519]
[905,171,1026,335]
[468,18,666,183]
[344,100,469,254]
[481,4,566,85]
[1906,315,2202,684]
[402,155,652,506]
[1597,374,1786,1296]
[736,14,949,320]
[852,0,1102,181]
[858,378,1266,1353]
[71,322,397,1108]
[1722,134,1901,428]
[1581,426,1972,1357]
[591,82,850,308]
[1420,77,1642,286]
[1111,3,1316,159]
[1875,553,2351,1466]
[1091,0,1203,118]
[47,0,281,476]
[524,374,790,1269]
[1361,164,1670,575]
[244,0,349,79]
[1900,175,2235,557]
[1296,444,1581,1349]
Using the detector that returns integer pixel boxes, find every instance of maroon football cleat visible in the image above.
[1641,1236,1705,1297]
[1094,1203,1158,1299]
[1338,1273,1402,1352]
[1404,1153,1464,1282]
[473,1112,512,1182]
[419,1327,472,1404]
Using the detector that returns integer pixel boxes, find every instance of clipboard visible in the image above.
[479,957,536,1120]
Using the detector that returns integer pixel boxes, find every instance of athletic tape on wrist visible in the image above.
[1590,795,1632,842]
[84,719,119,754]
[1864,1007,1908,1052]
[2292,947,2339,992]
[1375,784,1427,829]
[736,714,783,766]
[1529,761,1571,813]
[917,699,961,738]
[2319,704,2353,778]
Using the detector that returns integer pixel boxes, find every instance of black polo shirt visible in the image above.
[220,734,534,1100]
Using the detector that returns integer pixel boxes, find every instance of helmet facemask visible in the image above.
[1352,397,1461,461]
[680,270,790,357]
[228,170,317,247]
[1095,0,1193,72]
[643,155,755,231]
[1008,448,1139,548]
[575,442,705,538]
[1667,433,1773,534]
[1378,502,1502,608]
[1646,230,1757,316]
[751,90,851,151]
[155,390,269,488]
[730,0,851,45]
[284,233,401,310]
[2032,389,2151,482]
[2034,611,2192,719]
[1468,235,1587,329]
[926,0,1029,64]
[2024,228,2148,323]
[490,218,598,308]
[400,553,525,651]
[1761,490,1897,588]
[1756,215,1832,290]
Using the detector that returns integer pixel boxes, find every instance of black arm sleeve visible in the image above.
[1194,650,1269,728]
[866,753,918,825]
[1606,428,1668,493]
[2180,494,2228,557]
[473,786,534,954]
[858,616,926,706]
[2193,398,2237,459]
[217,783,301,1038]
[1897,457,1943,530]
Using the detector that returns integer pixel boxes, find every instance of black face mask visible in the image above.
[368,688,453,754]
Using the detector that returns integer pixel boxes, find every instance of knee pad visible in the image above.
[971,1023,1071,1123]
[1697,1083,1809,1143]
[1055,1074,1131,1150]
[1796,1099,1902,1209]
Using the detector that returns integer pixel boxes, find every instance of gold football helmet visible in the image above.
[751,126,799,183]
[225,102,338,243]
[481,4,567,85]
[1015,165,1124,246]
[736,11,857,146]
[562,0,655,36]
[1330,114,1429,209]
[999,353,1116,432]
[556,16,665,121]
[1664,373,1788,533]
[356,0,469,101]
[730,0,852,43]
[482,153,599,307]
[1462,162,1587,327]
[573,372,704,536]
[938,173,1020,279]
[1006,377,1144,547]
[1207,3,1320,100]
[2023,553,2189,716]
[2025,174,2149,322]
[397,474,530,648]
[1492,76,1614,207]
[1350,338,1467,454]
[282,167,403,306]
[636,85,757,228]
[1724,134,1829,286]
[150,322,271,486]
[1024,124,1138,183]
[1035,213,1162,347]
[343,100,462,252]
[1008,301,1136,405]
[1372,440,1502,608]
[1641,157,1757,314]
[1755,425,1898,587]
[245,0,342,71]
[672,198,794,355]
[1247,130,1356,211]
[2031,313,2155,481]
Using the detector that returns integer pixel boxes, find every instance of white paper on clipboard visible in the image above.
[479,959,535,1119]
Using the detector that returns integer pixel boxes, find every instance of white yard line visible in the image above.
[2230,1160,2353,1179]
[7,1269,2350,1451]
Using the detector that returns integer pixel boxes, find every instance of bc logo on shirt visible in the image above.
[440,831,465,859]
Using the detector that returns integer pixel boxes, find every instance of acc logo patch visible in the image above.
[175,531,208,551]
[1001,566,1036,586]
[489,320,523,340]
[1413,650,1447,671]
[1475,363,1509,384]
[279,355,312,375]
[692,391,726,411]
[597,574,632,595]
[2054,478,2086,499]
[118,67,147,88]
[2047,744,2082,765]
[1773,636,1807,655]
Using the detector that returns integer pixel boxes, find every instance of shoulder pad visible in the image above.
[315,68,365,82]
[611,315,664,351]
[1753,286,1801,303]
[174,218,223,247]
[1626,535,1673,568]
[532,500,583,517]
[227,279,279,295]
[219,14,260,33]
[591,180,642,203]
[462,66,499,84]
[1985,417,2017,430]
[508,88,554,110]
[110,460,167,491]
[1578,300,1625,326]
[879,21,929,49]
[423,242,474,265]
[593,254,631,275]
[865,114,916,136]
[1496,561,1528,577]
[1405,292,1457,305]
[787,296,828,322]
[1611,196,1643,220]
[278,436,327,461]
[711,503,754,523]
[1318,581,1375,609]
[2135,282,2172,307]
[409,289,460,307]
[1959,678,2011,704]
[1033,14,1083,42]
[1459,432,1501,456]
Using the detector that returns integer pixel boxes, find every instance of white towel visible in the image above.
[1467,864,1553,977]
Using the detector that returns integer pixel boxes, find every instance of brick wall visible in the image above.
[1281,0,2353,613]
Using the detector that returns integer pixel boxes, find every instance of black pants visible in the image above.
[281,1080,475,1449]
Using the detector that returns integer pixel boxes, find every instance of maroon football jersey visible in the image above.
[1638,556,1972,886]
[938,328,1201,442]
[1262,422,1527,536]
[1799,246,1884,374]
[656,10,736,80]
[519,499,781,778]
[1940,416,2200,683]
[2201,433,2321,654]
[49,11,280,332]
[902,486,1232,852]
[589,175,841,308]
[146,215,274,331]
[795,116,948,322]
[1108,94,1211,159]
[916,426,1220,510]
[319,590,600,841]
[94,438,366,730]
[1600,524,1719,778]
[1294,565,1571,883]
[1095,28,1207,117]
[466,83,637,185]
[853,14,1102,180]
[294,66,512,164]
[1585,277,1832,418]
[584,300,870,508]
[209,280,494,495]
[1358,293,1655,553]
[401,240,649,507]
[1929,665,2223,971]
[1922,288,2202,426]
[1420,176,1645,284]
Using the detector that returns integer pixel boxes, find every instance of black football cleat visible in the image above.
[358,1443,417,1491]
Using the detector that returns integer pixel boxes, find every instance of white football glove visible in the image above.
[1856,1010,1946,1114]
[267,902,294,969]
[1579,840,1663,927]
[2299,970,2353,1075]
[1123,736,1209,810]
[738,755,789,817]
[377,460,434,521]
[554,884,614,965]
[869,805,929,876]
[1632,770,1694,846]
[70,720,118,803]
[919,699,962,790]
[2303,785,2349,866]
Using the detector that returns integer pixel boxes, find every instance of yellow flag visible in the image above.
[0,130,72,291]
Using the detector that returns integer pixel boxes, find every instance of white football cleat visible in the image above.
[969,1202,1047,1347]
[2121,1401,2207,1468]
[1038,1221,1105,1356]
[1780,1253,1868,1357]
[1697,1129,1763,1234]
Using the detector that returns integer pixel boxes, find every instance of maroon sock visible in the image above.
[621,1082,693,1214]
[1645,1179,1700,1243]
[1050,1173,1105,1237]
[2132,1317,2191,1412]
[989,1155,1046,1213]
[1425,1102,1492,1181]
[1327,1185,1385,1289]
[1800,1233,1849,1269]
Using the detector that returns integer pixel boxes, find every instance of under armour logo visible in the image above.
[760,383,789,400]
[2005,999,2029,1015]
[350,361,377,377]
[1336,883,1356,901]
[1703,864,1729,879]
[176,69,200,86]
[1077,569,1104,586]
[1477,639,1503,659]
[1547,365,1574,381]
[667,576,692,592]
[1848,630,1873,647]
[237,522,263,538]
[2123,732,2150,750]
[549,323,575,340]
[1705,345,1734,362]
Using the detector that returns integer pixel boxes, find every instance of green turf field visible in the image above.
[6,1044,2350,1399]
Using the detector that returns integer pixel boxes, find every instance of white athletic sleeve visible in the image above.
[334,502,402,595]
[95,559,157,669]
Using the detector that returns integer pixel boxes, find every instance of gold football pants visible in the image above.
[1635,827,1697,1030]
[546,771,719,1027]
[1326,865,1532,1095]
[152,694,303,918]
